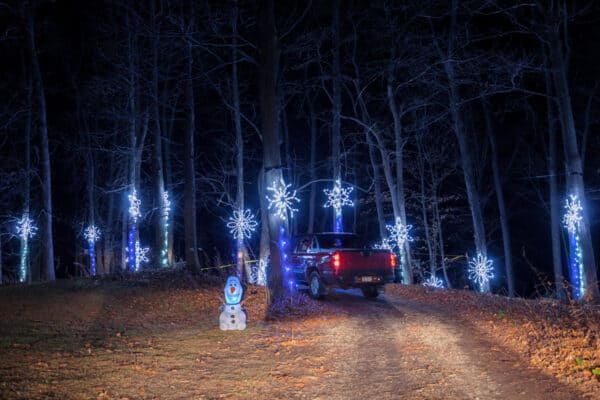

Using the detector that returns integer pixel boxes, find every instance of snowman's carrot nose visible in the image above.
[230,286,236,294]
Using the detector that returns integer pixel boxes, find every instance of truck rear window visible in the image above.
[317,234,363,249]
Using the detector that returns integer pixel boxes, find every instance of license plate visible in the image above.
[357,276,378,283]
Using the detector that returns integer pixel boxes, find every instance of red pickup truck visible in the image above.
[289,232,396,299]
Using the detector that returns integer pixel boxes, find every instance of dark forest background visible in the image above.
[1,0,600,300]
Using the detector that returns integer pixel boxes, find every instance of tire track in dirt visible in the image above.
[305,289,583,400]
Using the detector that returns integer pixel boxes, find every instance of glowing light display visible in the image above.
[373,238,391,250]
[128,189,141,221]
[563,194,585,299]
[83,225,101,277]
[468,253,494,292]
[266,178,299,220]
[227,209,258,240]
[563,194,582,234]
[385,217,413,252]
[84,225,101,243]
[135,240,150,272]
[324,179,353,232]
[16,214,37,283]
[161,191,171,267]
[423,275,444,288]
[16,215,37,240]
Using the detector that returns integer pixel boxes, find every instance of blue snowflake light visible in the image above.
[266,178,299,220]
[161,191,171,267]
[84,225,101,243]
[385,217,413,251]
[563,194,582,234]
[423,275,444,289]
[468,253,494,292]
[227,209,258,240]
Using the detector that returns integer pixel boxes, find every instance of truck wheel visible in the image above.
[309,272,324,299]
[361,286,379,299]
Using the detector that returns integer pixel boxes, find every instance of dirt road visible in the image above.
[0,286,591,399]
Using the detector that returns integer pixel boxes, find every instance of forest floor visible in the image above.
[0,270,599,399]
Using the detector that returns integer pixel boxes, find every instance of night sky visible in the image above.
[1,0,600,297]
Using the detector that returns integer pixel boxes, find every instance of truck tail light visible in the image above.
[331,252,341,271]
[390,253,397,268]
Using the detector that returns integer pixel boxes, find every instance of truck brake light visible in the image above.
[390,253,397,268]
[332,252,341,271]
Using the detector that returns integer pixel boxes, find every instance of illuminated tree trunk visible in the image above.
[483,101,514,297]
[28,5,54,281]
[330,0,343,232]
[259,0,285,304]
[23,69,33,284]
[549,29,599,301]
[387,79,412,284]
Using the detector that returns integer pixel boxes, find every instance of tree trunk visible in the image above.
[417,141,435,278]
[545,67,565,299]
[549,32,599,301]
[443,0,488,291]
[28,6,54,281]
[259,0,285,304]
[483,101,514,297]
[366,131,386,240]
[184,26,200,272]
[307,102,317,234]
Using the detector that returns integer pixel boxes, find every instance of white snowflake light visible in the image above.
[373,238,391,250]
[16,215,37,239]
[385,217,413,251]
[563,194,582,234]
[266,178,299,220]
[128,189,141,221]
[83,225,101,243]
[323,179,354,211]
[135,240,150,272]
[423,275,444,289]
[468,253,494,292]
[227,209,258,240]
[163,191,171,215]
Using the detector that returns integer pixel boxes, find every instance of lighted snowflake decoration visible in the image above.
[563,194,582,234]
[16,215,37,239]
[423,275,444,289]
[468,253,494,291]
[163,191,171,214]
[128,189,141,221]
[385,217,413,251]
[324,179,354,211]
[227,209,258,240]
[373,237,391,250]
[135,240,150,271]
[84,225,101,243]
[266,178,299,220]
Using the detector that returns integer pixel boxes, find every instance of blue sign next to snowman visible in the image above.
[219,276,247,330]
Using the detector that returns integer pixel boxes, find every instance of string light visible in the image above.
[266,178,299,220]
[324,179,353,233]
[161,191,171,267]
[385,217,413,252]
[468,253,494,292]
[84,225,101,243]
[135,240,149,272]
[16,214,37,283]
[563,194,582,234]
[423,275,444,288]
[16,215,37,240]
[373,238,391,250]
[227,209,258,240]
[83,225,101,277]
[128,189,141,221]
[563,194,585,299]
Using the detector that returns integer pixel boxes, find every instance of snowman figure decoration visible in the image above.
[219,276,247,330]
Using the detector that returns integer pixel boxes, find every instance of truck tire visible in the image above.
[361,286,379,299]
[309,272,324,299]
